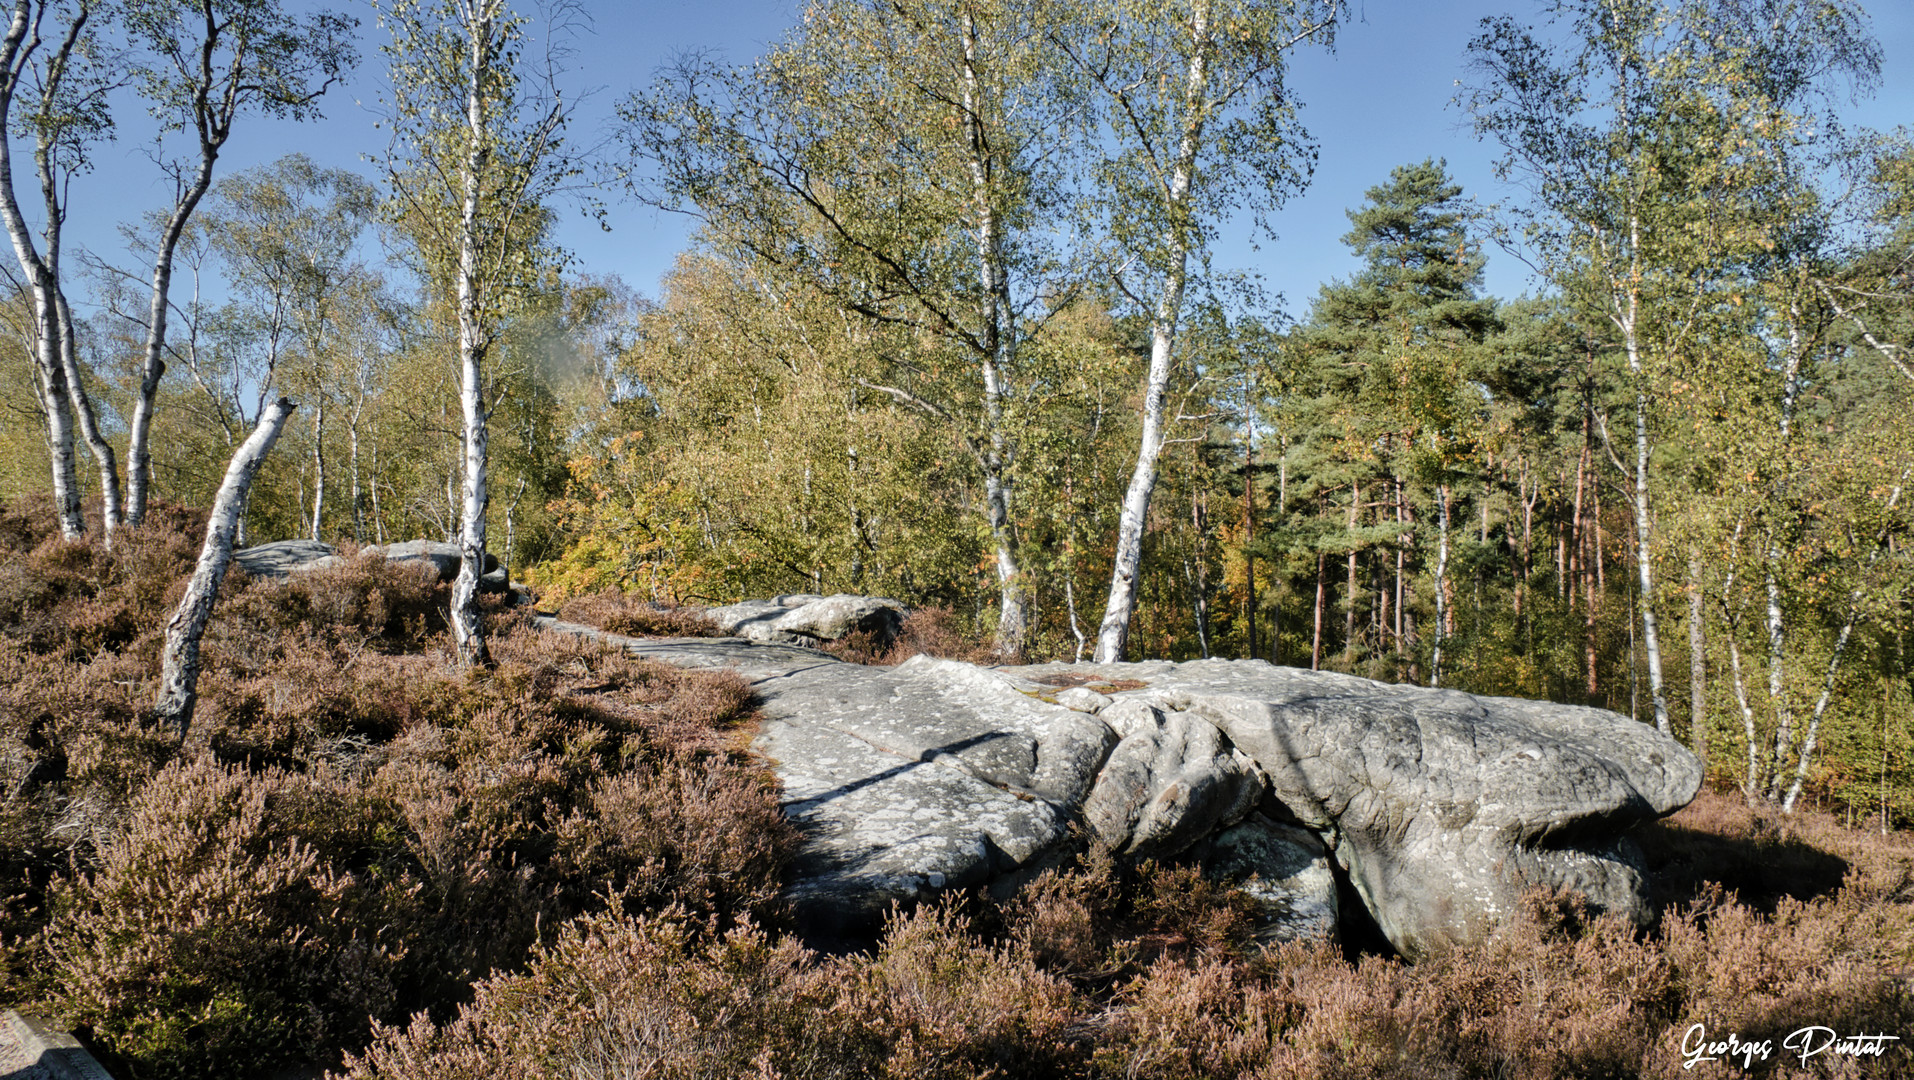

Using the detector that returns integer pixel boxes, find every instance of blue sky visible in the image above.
[67,0,1914,327]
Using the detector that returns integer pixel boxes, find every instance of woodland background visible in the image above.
[2,0,1912,822]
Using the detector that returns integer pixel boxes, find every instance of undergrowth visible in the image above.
[3,496,1911,1079]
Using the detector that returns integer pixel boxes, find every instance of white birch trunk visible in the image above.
[450,6,494,669]
[960,10,1025,654]
[1688,550,1707,763]
[1093,0,1209,664]
[309,395,326,541]
[1781,471,1908,811]
[58,286,121,543]
[0,1,82,539]
[154,397,297,738]
[1619,270,1671,733]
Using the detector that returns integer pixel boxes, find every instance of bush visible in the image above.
[0,498,799,1078]
[50,760,407,1079]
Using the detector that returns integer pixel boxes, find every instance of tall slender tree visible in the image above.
[120,0,355,527]
[1465,0,1879,736]
[1069,0,1342,663]
[0,0,116,541]
[622,0,1093,654]
[378,0,572,667]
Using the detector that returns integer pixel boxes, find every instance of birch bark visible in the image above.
[154,397,296,739]
[1092,0,1208,664]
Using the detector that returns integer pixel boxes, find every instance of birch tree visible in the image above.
[1464,0,1878,735]
[153,396,295,739]
[378,0,571,667]
[622,0,1093,654]
[119,0,355,527]
[0,0,117,541]
[200,154,376,541]
[1066,0,1343,663]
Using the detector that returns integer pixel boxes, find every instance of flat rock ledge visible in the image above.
[541,617,1702,959]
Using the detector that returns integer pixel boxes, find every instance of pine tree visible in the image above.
[1284,159,1496,683]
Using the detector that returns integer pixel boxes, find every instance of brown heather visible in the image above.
[0,498,794,1079]
[3,497,1913,1079]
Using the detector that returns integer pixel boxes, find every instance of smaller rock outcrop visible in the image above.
[361,540,509,592]
[706,593,909,648]
[231,539,522,597]
[232,539,336,578]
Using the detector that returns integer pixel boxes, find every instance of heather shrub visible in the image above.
[343,902,1087,1080]
[850,902,1086,1079]
[341,908,831,1080]
[555,757,793,920]
[874,604,1010,665]
[49,759,409,1080]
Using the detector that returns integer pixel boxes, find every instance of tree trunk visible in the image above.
[1781,471,1907,811]
[1432,482,1451,688]
[0,1,82,540]
[451,9,494,669]
[1094,0,1210,665]
[1616,251,1671,733]
[1244,413,1257,661]
[309,395,326,541]
[125,64,226,527]
[1687,550,1707,764]
[1344,477,1359,663]
[1311,550,1325,670]
[58,287,122,544]
[154,397,297,739]
[960,9,1026,657]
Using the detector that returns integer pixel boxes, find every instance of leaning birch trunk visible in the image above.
[154,397,297,739]
[450,9,493,670]
[1781,469,1908,811]
[1093,4,1208,664]
[1093,272,1184,663]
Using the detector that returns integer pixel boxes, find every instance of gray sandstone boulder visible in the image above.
[361,540,499,582]
[233,538,521,597]
[706,593,908,648]
[232,539,336,578]
[530,611,1700,960]
[1080,699,1263,859]
[1020,659,1702,960]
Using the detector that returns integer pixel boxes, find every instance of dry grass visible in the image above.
[556,592,723,638]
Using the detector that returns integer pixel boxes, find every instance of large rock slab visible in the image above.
[1019,659,1702,960]
[529,614,1701,959]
